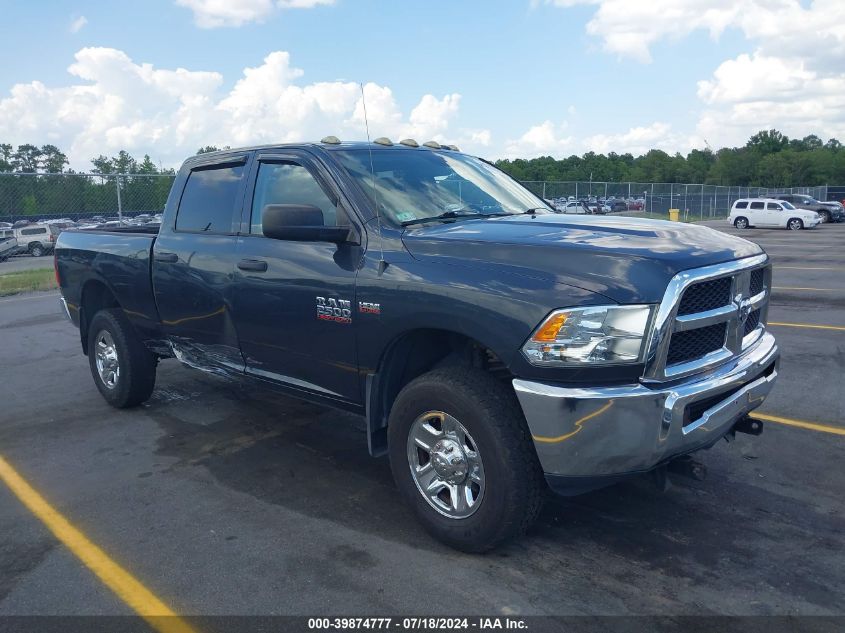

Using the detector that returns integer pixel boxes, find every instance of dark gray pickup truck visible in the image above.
[55,140,779,551]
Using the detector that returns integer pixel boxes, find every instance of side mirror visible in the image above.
[262,204,351,243]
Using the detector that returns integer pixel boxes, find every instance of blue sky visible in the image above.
[0,1,841,169]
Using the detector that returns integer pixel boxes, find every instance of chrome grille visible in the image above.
[750,268,765,296]
[666,322,727,365]
[677,277,732,316]
[644,254,771,382]
[744,308,761,336]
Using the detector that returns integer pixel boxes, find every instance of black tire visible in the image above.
[29,243,44,257]
[819,211,830,223]
[734,217,749,229]
[388,366,544,552]
[787,218,804,231]
[87,308,156,408]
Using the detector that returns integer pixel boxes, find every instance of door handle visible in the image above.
[237,259,268,272]
[154,252,178,263]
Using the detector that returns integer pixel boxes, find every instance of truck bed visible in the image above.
[55,228,162,343]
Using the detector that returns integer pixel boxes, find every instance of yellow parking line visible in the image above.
[772,286,840,291]
[0,455,197,633]
[750,413,845,436]
[768,321,845,332]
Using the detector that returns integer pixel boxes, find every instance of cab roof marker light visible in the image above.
[399,139,419,147]
[373,137,393,146]
[423,141,441,149]
[320,135,341,144]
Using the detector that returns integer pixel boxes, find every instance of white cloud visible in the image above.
[542,0,845,147]
[0,48,476,169]
[696,53,845,147]
[176,0,334,28]
[584,122,696,155]
[69,15,88,33]
[504,121,573,158]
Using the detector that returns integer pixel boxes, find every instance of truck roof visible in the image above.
[183,140,461,167]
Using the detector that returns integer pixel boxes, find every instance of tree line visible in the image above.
[0,146,176,218]
[2,131,844,217]
[494,130,845,187]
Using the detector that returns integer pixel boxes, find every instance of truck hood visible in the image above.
[401,214,764,303]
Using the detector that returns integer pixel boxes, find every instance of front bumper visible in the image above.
[513,331,779,490]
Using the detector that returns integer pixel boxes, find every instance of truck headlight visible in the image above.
[522,305,654,366]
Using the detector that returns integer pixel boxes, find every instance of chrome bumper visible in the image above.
[513,331,779,480]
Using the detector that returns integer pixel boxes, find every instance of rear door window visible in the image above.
[176,163,245,233]
[749,202,765,210]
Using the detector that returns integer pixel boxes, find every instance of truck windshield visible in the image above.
[334,149,551,225]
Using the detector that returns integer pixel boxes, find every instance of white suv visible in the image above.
[13,223,58,256]
[728,198,820,231]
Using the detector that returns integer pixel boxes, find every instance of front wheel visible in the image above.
[734,217,749,229]
[818,211,830,223]
[29,244,44,257]
[87,308,156,408]
[787,218,804,231]
[388,366,545,552]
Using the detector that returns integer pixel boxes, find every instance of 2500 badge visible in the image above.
[316,296,352,323]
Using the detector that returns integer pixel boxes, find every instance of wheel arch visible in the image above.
[79,279,120,355]
[365,328,513,457]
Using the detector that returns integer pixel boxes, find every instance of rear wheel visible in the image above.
[388,366,544,552]
[734,217,749,229]
[29,243,44,257]
[87,308,156,408]
[787,218,804,231]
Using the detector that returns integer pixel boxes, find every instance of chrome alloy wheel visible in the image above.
[407,411,485,519]
[94,330,120,389]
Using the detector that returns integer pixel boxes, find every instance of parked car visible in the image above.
[560,200,590,214]
[0,234,19,261]
[627,200,644,211]
[608,200,628,212]
[56,140,779,552]
[772,194,844,223]
[13,223,58,256]
[729,198,820,230]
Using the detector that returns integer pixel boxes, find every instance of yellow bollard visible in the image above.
[668,208,680,222]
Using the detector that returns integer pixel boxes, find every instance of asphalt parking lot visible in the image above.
[0,255,53,274]
[0,220,843,621]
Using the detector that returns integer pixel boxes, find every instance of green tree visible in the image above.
[40,144,69,173]
[196,145,230,154]
[21,193,38,215]
[746,129,789,155]
[12,144,42,172]
[0,143,13,172]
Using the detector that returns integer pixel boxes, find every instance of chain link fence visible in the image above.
[0,172,175,224]
[0,172,834,225]
[520,181,829,221]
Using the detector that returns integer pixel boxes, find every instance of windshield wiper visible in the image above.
[401,210,481,227]
[480,207,551,218]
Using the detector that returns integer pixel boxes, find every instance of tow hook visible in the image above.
[733,416,764,436]
[667,455,708,482]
